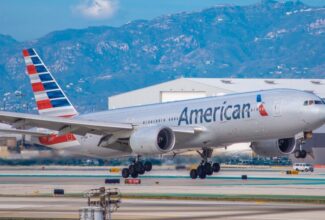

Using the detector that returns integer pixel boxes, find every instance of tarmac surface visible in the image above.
[0,197,325,220]
[0,166,324,219]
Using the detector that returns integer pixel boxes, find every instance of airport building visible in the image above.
[108,78,325,109]
[108,78,325,165]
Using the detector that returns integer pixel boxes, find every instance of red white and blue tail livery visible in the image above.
[22,48,78,118]
[22,48,80,149]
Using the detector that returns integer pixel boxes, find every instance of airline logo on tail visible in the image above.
[256,94,268,116]
[22,48,78,118]
[22,48,80,148]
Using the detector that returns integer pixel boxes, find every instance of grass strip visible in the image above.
[0,193,324,204]
[122,193,325,204]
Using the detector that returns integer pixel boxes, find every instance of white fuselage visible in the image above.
[39,89,325,159]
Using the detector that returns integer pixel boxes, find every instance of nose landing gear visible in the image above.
[294,138,308,159]
[190,148,220,179]
[295,149,307,159]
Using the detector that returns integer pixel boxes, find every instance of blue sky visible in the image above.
[0,0,324,41]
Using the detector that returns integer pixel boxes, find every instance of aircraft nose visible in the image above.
[319,106,325,122]
[303,105,325,127]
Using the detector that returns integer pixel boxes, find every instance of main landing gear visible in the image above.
[190,148,220,179]
[121,157,152,178]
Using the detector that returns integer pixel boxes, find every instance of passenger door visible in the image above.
[272,101,282,117]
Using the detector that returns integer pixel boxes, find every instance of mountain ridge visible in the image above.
[0,0,324,113]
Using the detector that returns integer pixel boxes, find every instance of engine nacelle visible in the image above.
[129,126,176,155]
[250,138,296,157]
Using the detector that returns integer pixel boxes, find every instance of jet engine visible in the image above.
[129,126,176,155]
[250,138,296,157]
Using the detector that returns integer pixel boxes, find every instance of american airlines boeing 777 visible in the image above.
[0,48,324,179]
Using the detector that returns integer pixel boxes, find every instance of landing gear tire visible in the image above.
[199,173,206,179]
[197,165,207,179]
[128,164,139,178]
[144,161,152,172]
[135,162,145,174]
[295,150,307,159]
[294,151,300,158]
[190,169,198,179]
[138,167,145,175]
[300,150,307,158]
[122,168,130,178]
[205,163,213,176]
[198,170,206,179]
[131,171,138,178]
[129,164,136,174]
[213,163,220,173]
[135,162,145,175]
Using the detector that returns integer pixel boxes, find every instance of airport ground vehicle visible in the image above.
[0,48,324,179]
[293,163,314,172]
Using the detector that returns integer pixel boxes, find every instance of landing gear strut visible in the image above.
[295,139,307,159]
[122,157,152,178]
[190,148,220,179]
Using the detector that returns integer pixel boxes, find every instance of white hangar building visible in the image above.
[108,78,325,165]
[108,78,325,109]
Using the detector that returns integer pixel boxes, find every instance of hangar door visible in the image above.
[160,91,207,103]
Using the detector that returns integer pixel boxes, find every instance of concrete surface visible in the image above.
[0,166,324,197]
[0,166,324,219]
[0,197,324,220]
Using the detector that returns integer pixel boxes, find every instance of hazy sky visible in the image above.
[0,0,324,41]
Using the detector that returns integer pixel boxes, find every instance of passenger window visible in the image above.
[304,101,308,106]
[308,100,314,105]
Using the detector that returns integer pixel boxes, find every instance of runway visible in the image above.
[0,166,324,219]
[0,197,325,220]
[0,166,325,198]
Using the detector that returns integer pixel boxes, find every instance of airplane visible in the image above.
[0,48,324,179]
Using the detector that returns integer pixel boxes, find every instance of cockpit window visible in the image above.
[304,100,325,105]
[315,100,323,105]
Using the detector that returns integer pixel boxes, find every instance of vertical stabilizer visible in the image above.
[22,48,78,118]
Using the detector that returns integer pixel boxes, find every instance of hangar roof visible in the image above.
[186,78,325,98]
[108,78,325,109]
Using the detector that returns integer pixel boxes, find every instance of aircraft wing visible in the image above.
[0,111,133,136]
[0,128,51,137]
[0,111,204,148]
